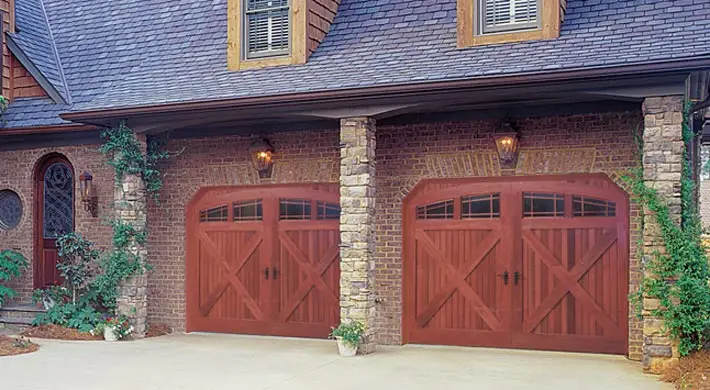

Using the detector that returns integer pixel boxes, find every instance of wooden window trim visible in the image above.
[228,0,308,71]
[457,0,561,47]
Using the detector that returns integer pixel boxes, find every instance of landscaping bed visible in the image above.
[21,324,102,341]
[662,351,710,390]
[146,323,171,338]
[0,336,38,356]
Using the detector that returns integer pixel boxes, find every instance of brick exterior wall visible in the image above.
[146,129,340,328]
[149,110,644,358]
[375,111,644,358]
[0,144,114,302]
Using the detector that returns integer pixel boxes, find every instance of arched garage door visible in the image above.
[403,175,629,354]
[186,184,340,338]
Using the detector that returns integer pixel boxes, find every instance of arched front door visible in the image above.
[34,155,75,289]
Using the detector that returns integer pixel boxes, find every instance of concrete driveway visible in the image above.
[0,333,669,390]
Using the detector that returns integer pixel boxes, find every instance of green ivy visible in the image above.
[0,250,29,306]
[99,122,170,200]
[625,102,710,356]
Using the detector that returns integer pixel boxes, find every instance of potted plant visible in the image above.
[97,315,133,342]
[0,250,28,308]
[329,321,365,357]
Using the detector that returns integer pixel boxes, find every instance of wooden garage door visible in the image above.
[186,184,340,338]
[403,175,629,354]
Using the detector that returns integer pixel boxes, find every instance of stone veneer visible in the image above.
[114,135,149,338]
[640,96,685,373]
[339,117,377,353]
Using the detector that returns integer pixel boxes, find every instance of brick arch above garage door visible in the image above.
[402,174,629,354]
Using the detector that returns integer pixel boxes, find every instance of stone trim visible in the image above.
[339,117,377,354]
[641,95,684,373]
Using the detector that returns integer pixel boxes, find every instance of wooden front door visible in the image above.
[34,155,75,289]
[186,184,340,338]
[403,175,629,355]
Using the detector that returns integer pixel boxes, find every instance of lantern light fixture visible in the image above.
[494,121,520,169]
[79,171,99,217]
[249,138,275,180]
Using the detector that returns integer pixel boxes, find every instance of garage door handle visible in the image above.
[498,271,509,285]
[264,267,269,280]
[272,267,279,280]
[514,271,521,286]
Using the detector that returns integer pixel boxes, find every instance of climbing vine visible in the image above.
[99,122,170,200]
[626,102,710,356]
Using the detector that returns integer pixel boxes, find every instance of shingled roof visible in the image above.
[3,0,710,128]
[8,0,70,104]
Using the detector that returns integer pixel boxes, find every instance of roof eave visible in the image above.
[60,56,710,123]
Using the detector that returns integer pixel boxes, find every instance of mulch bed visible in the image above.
[662,351,710,390]
[20,324,102,341]
[0,336,39,356]
[145,323,172,338]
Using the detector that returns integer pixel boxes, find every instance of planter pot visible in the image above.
[103,326,119,342]
[41,297,55,311]
[335,337,358,357]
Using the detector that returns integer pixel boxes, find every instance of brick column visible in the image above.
[641,95,684,373]
[114,135,149,338]
[339,117,377,354]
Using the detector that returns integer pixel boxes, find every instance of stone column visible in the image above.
[641,95,684,373]
[339,117,377,354]
[114,135,149,338]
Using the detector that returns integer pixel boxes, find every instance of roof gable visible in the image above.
[8,0,70,104]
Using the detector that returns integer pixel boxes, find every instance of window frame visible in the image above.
[243,0,292,60]
[477,0,542,35]
[457,0,561,47]
[227,0,307,70]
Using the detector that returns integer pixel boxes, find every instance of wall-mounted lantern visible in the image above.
[79,172,99,217]
[249,138,275,180]
[494,121,520,169]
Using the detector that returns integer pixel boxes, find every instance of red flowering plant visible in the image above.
[95,314,133,340]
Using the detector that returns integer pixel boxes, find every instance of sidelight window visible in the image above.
[200,205,229,222]
[233,199,263,221]
[573,196,616,217]
[416,200,454,220]
[462,193,500,219]
[523,192,564,217]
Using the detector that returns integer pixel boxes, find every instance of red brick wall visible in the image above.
[148,110,643,358]
[0,145,114,302]
[146,130,339,328]
[375,111,643,358]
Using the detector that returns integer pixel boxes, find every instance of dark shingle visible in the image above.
[4,0,710,128]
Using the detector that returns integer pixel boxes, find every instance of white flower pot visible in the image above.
[336,337,358,357]
[104,326,119,342]
[42,297,55,311]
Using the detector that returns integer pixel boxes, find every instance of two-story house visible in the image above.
[0,0,708,373]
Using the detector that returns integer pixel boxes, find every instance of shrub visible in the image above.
[0,250,28,306]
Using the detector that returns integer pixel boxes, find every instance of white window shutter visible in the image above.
[482,0,538,33]
[245,0,290,58]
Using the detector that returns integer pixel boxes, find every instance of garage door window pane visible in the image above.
[416,200,454,220]
[317,201,340,220]
[462,193,500,219]
[280,199,312,220]
[573,196,616,217]
[234,199,263,221]
[523,192,564,217]
[200,205,229,222]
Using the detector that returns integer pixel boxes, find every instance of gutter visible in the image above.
[61,56,710,122]
[0,124,98,136]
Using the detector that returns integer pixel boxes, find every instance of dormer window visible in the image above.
[457,0,563,47]
[245,0,290,59]
[480,0,540,34]
[227,0,341,71]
